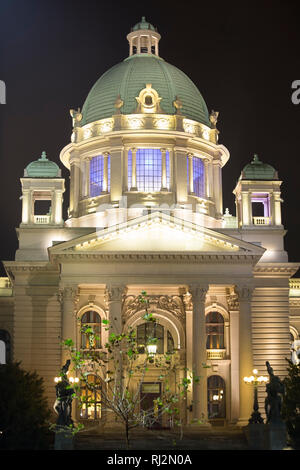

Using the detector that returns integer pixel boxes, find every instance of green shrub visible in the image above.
[0,362,51,449]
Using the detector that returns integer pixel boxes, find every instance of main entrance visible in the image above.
[140,382,162,429]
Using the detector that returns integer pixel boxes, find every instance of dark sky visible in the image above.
[1,0,300,276]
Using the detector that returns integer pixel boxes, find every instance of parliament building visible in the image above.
[1,17,300,428]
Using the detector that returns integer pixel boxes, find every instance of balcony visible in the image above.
[253,216,270,226]
[34,215,50,224]
[206,349,226,360]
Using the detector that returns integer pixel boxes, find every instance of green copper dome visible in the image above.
[132,16,156,31]
[24,151,61,178]
[80,54,211,127]
[241,154,278,181]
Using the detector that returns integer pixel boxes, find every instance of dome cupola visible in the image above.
[24,151,61,178]
[240,154,278,181]
[127,16,161,57]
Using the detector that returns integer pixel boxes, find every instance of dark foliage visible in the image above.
[0,362,51,449]
[282,359,300,447]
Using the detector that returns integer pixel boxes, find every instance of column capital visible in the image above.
[188,284,209,303]
[105,284,127,303]
[235,284,254,302]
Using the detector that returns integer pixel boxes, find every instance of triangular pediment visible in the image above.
[49,212,265,262]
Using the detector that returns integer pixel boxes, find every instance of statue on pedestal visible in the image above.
[265,361,285,424]
[53,360,74,427]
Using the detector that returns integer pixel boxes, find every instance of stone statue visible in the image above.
[54,359,75,427]
[70,108,82,128]
[209,110,219,128]
[264,361,285,424]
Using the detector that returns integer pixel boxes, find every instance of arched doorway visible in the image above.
[207,375,226,425]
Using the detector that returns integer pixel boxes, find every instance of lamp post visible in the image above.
[244,369,268,424]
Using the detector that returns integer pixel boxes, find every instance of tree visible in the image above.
[62,291,200,448]
[282,359,300,448]
[0,362,51,449]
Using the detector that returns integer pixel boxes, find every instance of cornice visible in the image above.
[50,251,262,264]
[253,262,300,278]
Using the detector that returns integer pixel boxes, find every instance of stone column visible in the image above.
[161,148,167,190]
[59,286,79,367]
[241,191,251,226]
[105,284,127,426]
[103,152,109,193]
[189,285,210,426]
[227,292,240,423]
[203,159,210,198]
[53,190,63,225]
[130,148,137,191]
[21,189,30,224]
[212,158,223,218]
[188,154,194,194]
[69,151,81,218]
[236,285,254,426]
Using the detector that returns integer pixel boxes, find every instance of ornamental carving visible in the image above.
[105,284,127,303]
[188,285,208,303]
[122,294,186,323]
[235,285,254,302]
[226,292,239,311]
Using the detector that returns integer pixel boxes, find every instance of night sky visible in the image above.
[1,0,300,276]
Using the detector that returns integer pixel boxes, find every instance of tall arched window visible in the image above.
[136,323,174,354]
[206,311,224,349]
[0,330,11,364]
[81,311,101,349]
[128,149,170,191]
[90,154,110,196]
[80,374,101,420]
[207,375,226,419]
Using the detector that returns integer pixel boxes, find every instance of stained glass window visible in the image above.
[127,149,170,192]
[192,157,205,197]
[90,155,110,197]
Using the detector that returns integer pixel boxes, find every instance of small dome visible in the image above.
[132,16,157,32]
[240,154,278,181]
[24,151,61,178]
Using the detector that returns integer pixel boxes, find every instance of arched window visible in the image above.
[206,311,224,349]
[207,375,226,419]
[0,330,11,364]
[80,374,101,420]
[90,154,110,197]
[81,311,101,349]
[128,149,170,192]
[136,323,174,354]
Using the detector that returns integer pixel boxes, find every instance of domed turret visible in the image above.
[24,151,61,178]
[240,154,278,181]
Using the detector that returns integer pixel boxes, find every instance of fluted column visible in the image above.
[69,151,81,218]
[203,158,210,198]
[189,284,210,425]
[212,157,223,217]
[236,285,254,426]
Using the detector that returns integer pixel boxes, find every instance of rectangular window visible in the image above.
[136,148,162,192]
[193,157,205,197]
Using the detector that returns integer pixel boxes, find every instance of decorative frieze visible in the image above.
[122,293,186,323]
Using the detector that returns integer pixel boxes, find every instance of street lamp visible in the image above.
[244,369,268,424]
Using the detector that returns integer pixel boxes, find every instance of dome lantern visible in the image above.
[127,16,161,57]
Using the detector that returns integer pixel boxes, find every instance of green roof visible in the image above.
[132,16,156,31]
[81,54,211,127]
[24,151,61,178]
[241,154,278,181]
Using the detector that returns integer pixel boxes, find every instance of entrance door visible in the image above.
[140,382,162,429]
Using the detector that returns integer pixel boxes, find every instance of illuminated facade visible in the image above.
[1,17,300,428]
